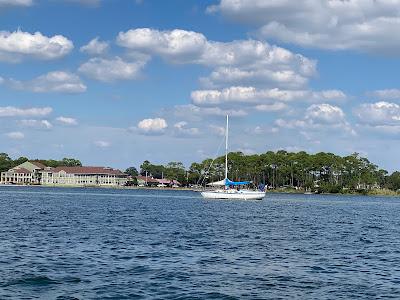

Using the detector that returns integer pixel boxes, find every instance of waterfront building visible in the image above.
[1,161,127,187]
[41,166,127,186]
[135,176,181,187]
[157,178,181,187]
[0,161,46,185]
[136,175,159,187]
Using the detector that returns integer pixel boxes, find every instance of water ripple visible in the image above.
[1,186,400,299]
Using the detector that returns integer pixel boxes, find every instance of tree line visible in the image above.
[2,151,400,193]
[136,151,400,193]
[0,153,82,172]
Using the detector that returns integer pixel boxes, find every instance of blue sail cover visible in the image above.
[225,179,251,186]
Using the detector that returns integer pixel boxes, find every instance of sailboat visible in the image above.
[200,116,266,200]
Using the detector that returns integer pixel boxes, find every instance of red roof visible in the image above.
[136,175,159,183]
[30,161,47,169]
[14,168,32,174]
[51,166,125,175]
[157,179,171,184]
[135,176,180,185]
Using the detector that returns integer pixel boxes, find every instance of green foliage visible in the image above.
[125,167,139,177]
[126,177,138,186]
[33,159,59,168]
[164,161,186,184]
[1,155,82,170]
[387,171,400,191]
[61,158,82,167]
[186,150,396,193]
[0,153,12,172]
[139,160,187,184]
[139,160,165,178]
[31,158,82,168]
[317,182,343,194]
[188,162,203,184]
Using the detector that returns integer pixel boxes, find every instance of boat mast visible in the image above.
[225,115,228,180]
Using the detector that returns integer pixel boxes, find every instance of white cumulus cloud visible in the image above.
[200,67,309,89]
[117,28,316,88]
[0,106,52,117]
[6,131,24,139]
[191,86,346,107]
[355,101,400,126]
[116,27,347,123]
[305,103,345,124]
[173,121,200,137]
[368,89,400,100]
[117,28,314,70]
[117,28,208,64]
[56,116,78,126]
[209,0,400,54]
[173,104,247,120]
[246,126,279,135]
[80,37,109,55]
[255,102,287,112]
[137,118,168,135]
[78,56,147,82]
[0,0,32,7]
[275,103,355,136]
[5,71,86,93]
[18,119,53,130]
[94,140,110,148]
[191,87,301,106]
[0,30,73,62]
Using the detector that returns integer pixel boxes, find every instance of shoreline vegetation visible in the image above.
[1,184,399,197]
[1,151,400,197]
[136,151,400,197]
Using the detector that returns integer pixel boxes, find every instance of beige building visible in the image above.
[0,161,46,185]
[41,166,127,186]
[1,162,127,187]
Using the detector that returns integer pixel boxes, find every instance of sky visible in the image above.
[1,0,400,172]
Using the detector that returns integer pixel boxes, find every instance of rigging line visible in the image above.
[196,135,225,186]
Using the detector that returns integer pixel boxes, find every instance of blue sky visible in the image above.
[1,0,400,172]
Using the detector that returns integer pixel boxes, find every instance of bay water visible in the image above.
[1,186,400,299]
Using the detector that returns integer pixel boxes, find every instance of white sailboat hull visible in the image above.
[199,115,265,201]
[201,189,266,200]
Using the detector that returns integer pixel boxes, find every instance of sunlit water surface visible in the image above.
[1,186,400,299]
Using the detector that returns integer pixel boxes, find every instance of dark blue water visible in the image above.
[1,187,400,299]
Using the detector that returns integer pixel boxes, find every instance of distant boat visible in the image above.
[200,115,266,200]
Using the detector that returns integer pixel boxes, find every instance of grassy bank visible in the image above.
[268,187,400,197]
[365,188,400,197]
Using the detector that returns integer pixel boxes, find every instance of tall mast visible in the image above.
[225,115,228,180]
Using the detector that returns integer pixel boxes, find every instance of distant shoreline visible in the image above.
[1,184,399,197]
[0,184,195,192]
[270,187,400,197]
